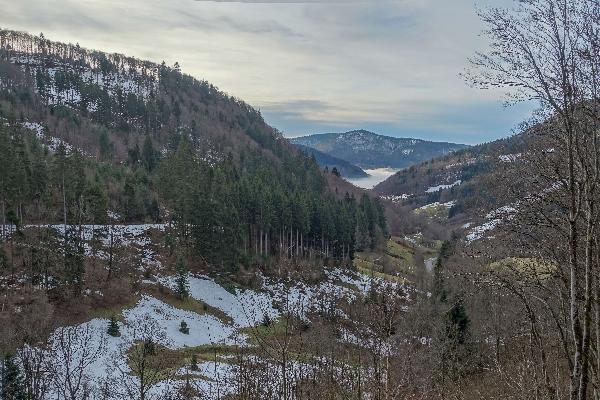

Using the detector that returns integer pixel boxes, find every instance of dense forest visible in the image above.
[0,29,387,274]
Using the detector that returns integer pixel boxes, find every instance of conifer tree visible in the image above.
[1,355,26,400]
[179,320,189,334]
[175,257,189,300]
[432,257,447,304]
[190,354,198,371]
[447,299,470,346]
[98,131,113,161]
[107,315,120,337]
[355,210,371,252]
[141,136,157,172]
[0,126,15,240]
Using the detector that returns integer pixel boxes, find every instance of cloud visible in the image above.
[0,0,523,144]
[260,97,534,144]
[194,0,373,2]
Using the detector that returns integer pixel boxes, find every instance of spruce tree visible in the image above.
[175,257,189,300]
[142,136,157,172]
[98,131,113,161]
[190,354,198,371]
[107,315,120,337]
[432,257,448,303]
[447,299,470,345]
[355,210,371,252]
[440,297,472,379]
[1,355,26,400]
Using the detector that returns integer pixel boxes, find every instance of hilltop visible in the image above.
[290,129,468,169]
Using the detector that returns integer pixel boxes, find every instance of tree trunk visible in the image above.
[1,198,5,240]
[569,123,583,400]
[259,228,262,256]
[579,202,597,400]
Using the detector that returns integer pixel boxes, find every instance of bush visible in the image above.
[179,320,189,334]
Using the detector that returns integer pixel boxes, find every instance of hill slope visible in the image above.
[293,143,368,178]
[0,29,386,267]
[290,129,469,169]
[374,130,536,237]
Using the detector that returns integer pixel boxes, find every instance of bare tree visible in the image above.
[107,314,174,400]
[46,324,106,400]
[466,1,600,398]
[18,345,50,400]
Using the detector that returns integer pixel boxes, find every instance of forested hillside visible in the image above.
[0,29,387,270]
[374,132,532,226]
[291,129,469,169]
[0,30,400,399]
[292,144,368,178]
[4,0,599,396]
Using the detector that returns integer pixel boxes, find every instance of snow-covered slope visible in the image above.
[6,223,406,399]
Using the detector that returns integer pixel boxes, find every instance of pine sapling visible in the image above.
[175,257,189,300]
[107,315,120,337]
[191,354,198,371]
[179,320,189,334]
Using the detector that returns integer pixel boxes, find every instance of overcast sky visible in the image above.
[0,0,530,144]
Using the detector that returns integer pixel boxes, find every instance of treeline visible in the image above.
[157,137,386,270]
[0,117,386,272]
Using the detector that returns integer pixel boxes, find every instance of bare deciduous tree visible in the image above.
[466,1,600,398]
[47,324,106,400]
[107,314,174,400]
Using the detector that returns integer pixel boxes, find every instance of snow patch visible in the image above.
[380,194,412,203]
[466,206,518,243]
[417,201,456,210]
[21,121,74,153]
[425,180,461,193]
[498,153,522,163]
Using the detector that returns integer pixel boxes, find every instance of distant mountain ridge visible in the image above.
[292,144,368,178]
[290,130,469,169]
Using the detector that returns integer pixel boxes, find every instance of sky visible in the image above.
[0,0,532,144]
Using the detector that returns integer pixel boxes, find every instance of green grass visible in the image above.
[356,264,408,284]
[353,255,379,272]
[353,236,448,282]
[488,257,556,278]
[88,295,141,321]
[239,316,295,346]
[386,239,415,264]
[125,343,242,381]
[354,238,415,278]
[413,203,451,219]
[172,344,242,365]
[147,285,233,325]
